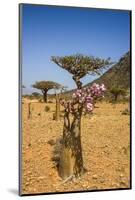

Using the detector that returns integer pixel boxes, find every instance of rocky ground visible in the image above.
[21,101,130,195]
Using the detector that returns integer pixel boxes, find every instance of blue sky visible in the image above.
[21,4,130,94]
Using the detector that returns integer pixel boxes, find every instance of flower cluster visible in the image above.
[60,83,106,114]
[89,83,106,97]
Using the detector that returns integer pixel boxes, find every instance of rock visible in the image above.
[38,152,42,156]
[27,170,32,174]
[49,172,52,176]
[38,176,45,180]
[26,177,31,181]
[111,182,115,187]
[119,179,127,186]
[72,177,77,183]
[47,139,56,146]
[106,163,111,167]
[100,178,105,183]
[51,155,60,162]
[33,188,37,192]
[28,143,31,147]
[119,174,124,178]
[111,182,120,187]
[90,185,98,189]
[92,174,98,179]
[116,183,120,187]
[25,182,30,186]
[82,184,88,188]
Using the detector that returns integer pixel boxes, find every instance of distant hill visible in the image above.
[61,51,130,98]
[86,51,130,90]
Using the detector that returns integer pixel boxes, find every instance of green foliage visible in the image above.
[110,87,126,96]
[32,92,41,97]
[55,51,130,99]
[32,81,62,91]
[22,94,33,99]
[44,105,50,112]
[32,81,62,102]
[110,86,127,101]
[51,54,112,80]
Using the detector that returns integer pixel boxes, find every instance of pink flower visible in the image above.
[85,96,93,103]
[100,84,106,91]
[86,102,93,112]
[60,83,106,114]
[72,93,76,98]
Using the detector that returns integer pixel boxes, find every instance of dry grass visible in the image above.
[21,101,130,194]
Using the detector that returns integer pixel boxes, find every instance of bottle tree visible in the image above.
[52,54,112,180]
[32,81,61,103]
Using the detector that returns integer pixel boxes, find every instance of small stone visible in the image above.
[38,176,45,180]
[100,178,105,183]
[119,174,124,178]
[25,182,29,186]
[27,171,32,174]
[92,174,98,179]
[90,185,98,189]
[111,182,120,187]
[49,172,52,176]
[26,177,31,181]
[106,163,111,167]
[33,188,37,192]
[28,143,31,147]
[47,139,56,146]
[111,182,116,187]
[119,179,127,186]
[116,183,120,187]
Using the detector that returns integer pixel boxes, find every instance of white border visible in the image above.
[0,0,134,199]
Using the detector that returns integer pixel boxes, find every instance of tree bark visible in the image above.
[114,94,118,101]
[28,102,31,119]
[58,111,84,180]
[55,94,60,121]
[43,90,48,103]
[73,76,82,89]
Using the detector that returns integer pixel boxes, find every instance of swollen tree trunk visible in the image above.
[58,111,84,180]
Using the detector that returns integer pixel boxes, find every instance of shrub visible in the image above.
[110,87,127,101]
[48,100,53,103]
[121,108,130,115]
[44,105,50,112]
[39,98,43,103]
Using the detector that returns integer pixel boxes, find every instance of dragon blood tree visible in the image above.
[32,81,61,103]
[51,54,112,180]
